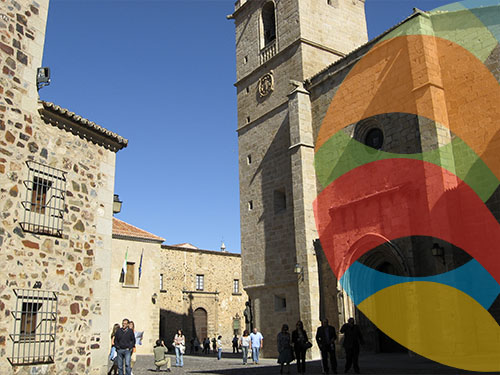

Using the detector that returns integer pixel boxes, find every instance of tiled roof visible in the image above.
[39,100,128,149]
[170,243,199,249]
[112,218,165,243]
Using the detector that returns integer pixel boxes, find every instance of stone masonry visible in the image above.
[0,0,128,373]
[228,0,368,358]
[230,0,500,358]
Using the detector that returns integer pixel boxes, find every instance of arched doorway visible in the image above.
[350,238,409,353]
[193,308,207,340]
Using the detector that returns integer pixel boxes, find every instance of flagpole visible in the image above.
[138,249,144,287]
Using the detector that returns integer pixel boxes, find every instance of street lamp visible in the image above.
[294,263,303,280]
[113,194,123,214]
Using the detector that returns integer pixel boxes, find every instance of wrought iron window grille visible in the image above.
[8,289,58,366]
[20,161,67,237]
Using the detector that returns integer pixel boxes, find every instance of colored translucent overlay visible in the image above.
[313,1,500,371]
[340,259,500,309]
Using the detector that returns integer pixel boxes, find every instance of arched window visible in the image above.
[365,128,384,150]
[262,2,276,46]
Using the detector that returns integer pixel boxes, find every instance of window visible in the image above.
[160,274,166,292]
[248,200,253,211]
[233,279,240,294]
[20,161,67,237]
[274,189,286,213]
[262,2,276,45]
[31,177,51,214]
[365,128,384,150]
[125,262,135,286]
[274,295,286,312]
[327,0,339,7]
[247,155,252,165]
[196,274,204,291]
[8,289,58,366]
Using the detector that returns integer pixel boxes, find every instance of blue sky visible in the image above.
[41,0,449,252]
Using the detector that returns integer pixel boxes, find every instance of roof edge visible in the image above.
[39,100,128,151]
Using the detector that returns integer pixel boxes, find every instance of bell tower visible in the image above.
[228,0,367,356]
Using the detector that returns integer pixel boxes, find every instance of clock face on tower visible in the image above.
[258,72,274,97]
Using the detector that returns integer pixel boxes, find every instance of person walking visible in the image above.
[239,330,251,365]
[153,340,171,372]
[204,337,210,354]
[128,321,139,375]
[340,318,364,374]
[217,335,223,360]
[114,318,136,375]
[108,323,120,375]
[277,324,294,374]
[316,319,337,374]
[292,320,310,374]
[212,336,217,354]
[249,327,264,364]
[173,329,185,368]
[232,334,239,353]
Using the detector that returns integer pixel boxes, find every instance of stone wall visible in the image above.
[0,0,124,373]
[157,246,247,350]
[230,0,368,358]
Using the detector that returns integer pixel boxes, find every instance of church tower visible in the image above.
[228,0,368,356]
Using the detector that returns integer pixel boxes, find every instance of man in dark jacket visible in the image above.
[114,318,136,375]
[340,318,364,374]
[316,319,337,374]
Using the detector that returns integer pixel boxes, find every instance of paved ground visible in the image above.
[121,352,500,375]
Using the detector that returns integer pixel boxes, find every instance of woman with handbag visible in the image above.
[292,320,311,374]
[173,329,185,367]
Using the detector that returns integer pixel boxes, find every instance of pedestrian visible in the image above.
[173,329,185,367]
[153,340,171,372]
[249,327,264,364]
[114,318,135,375]
[277,324,294,374]
[292,320,311,374]
[239,329,251,365]
[316,319,337,374]
[108,323,120,375]
[340,317,364,374]
[217,335,223,360]
[211,335,217,354]
[194,337,200,353]
[190,338,195,354]
[203,337,210,354]
[128,321,140,375]
[232,334,239,353]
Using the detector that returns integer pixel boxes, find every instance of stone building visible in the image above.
[229,0,500,359]
[109,218,248,353]
[110,218,164,355]
[158,244,247,351]
[0,1,128,374]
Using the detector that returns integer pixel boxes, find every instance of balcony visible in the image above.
[260,41,277,64]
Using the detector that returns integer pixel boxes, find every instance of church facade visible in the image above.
[229,0,500,359]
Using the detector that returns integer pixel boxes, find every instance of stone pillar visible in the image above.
[287,81,321,359]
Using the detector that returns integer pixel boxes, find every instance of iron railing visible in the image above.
[8,289,58,366]
[20,161,67,237]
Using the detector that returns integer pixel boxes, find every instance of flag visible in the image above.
[138,249,144,281]
[119,248,128,283]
